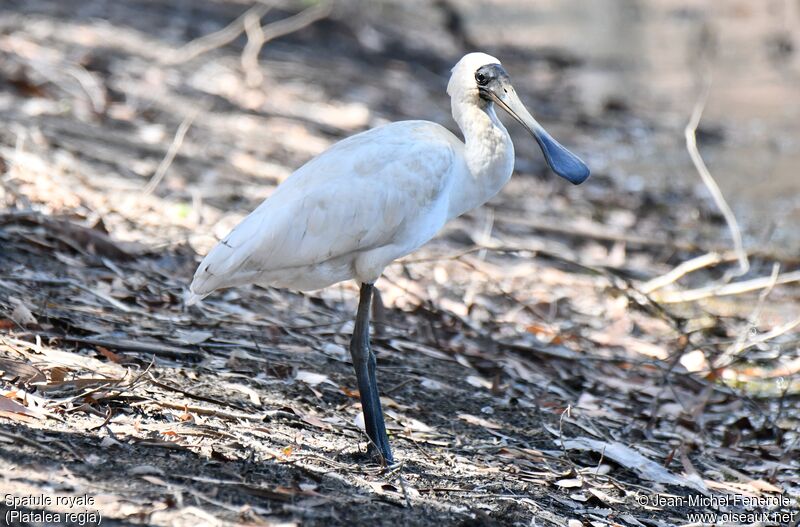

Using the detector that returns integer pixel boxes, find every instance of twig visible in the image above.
[721,316,800,367]
[241,0,332,87]
[147,372,250,412]
[242,8,267,87]
[652,269,800,303]
[146,398,274,422]
[64,64,107,114]
[684,71,749,277]
[143,111,197,195]
[48,334,195,359]
[257,1,332,48]
[163,4,272,65]
[557,405,577,470]
[714,263,780,368]
[0,275,132,312]
[641,251,738,294]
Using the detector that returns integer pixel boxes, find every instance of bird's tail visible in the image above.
[184,289,208,306]
[186,264,219,306]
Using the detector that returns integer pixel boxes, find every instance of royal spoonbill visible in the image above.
[188,52,589,464]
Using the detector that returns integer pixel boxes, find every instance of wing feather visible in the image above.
[189,121,459,298]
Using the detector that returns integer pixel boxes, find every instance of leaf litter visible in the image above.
[0,1,798,526]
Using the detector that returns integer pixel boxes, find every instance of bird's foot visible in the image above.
[367,437,394,467]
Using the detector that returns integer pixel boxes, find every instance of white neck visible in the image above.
[447,99,515,220]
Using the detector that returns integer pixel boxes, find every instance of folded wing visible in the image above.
[189,121,459,300]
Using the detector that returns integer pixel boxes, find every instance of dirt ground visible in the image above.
[0,1,798,526]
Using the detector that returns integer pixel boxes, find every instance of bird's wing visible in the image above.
[189,121,460,297]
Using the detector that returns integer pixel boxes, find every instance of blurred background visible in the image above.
[2,0,799,253]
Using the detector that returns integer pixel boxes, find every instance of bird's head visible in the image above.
[448,52,590,185]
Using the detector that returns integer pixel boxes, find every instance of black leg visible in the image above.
[350,282,394,463]
[371,287,387,338]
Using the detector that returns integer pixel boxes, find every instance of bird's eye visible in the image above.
[475,72,488,86]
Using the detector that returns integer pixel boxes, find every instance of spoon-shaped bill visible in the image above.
[484,81,590,185]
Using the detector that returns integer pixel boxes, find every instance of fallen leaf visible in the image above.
[300,413,331,430]
[0,358,46,383]
[527,323,564,344]
[458,413,503,430]
[174,329,213,345]
[560,437,707,493]
[466,375,492,389]
[11,300,37,327]
[295,370,336,387]
[128,465,165,476]
[420,378,452,391]
[96,346,124,363]
[680,350,708,373]
[747,479,782,493]
[340,386,359,398]
[588,487,624,504]
[368,481,399,495]
[49,367,68,383]
[320,342,346,359]
[0,396,39,421]
[556,478,584,488]
[226,383,261,406]
[100,436,121,448]
[140,475,169,486]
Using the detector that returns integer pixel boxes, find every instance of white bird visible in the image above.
[188,52,589,463]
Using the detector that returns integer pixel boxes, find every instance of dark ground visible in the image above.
[0,1,798,526]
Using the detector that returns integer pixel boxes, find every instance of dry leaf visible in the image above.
[561,437,707,493]
[96,346,124,363]
[368,481,399,495]
[0,396,40,422]
[747,479,782,493]
[300,413,331,430]
[49,367,68,382]
[0,358,46,383]
[295,370,336,387]
[128,465,165,476]
[420,378,452,391]
[466,375,492,390]
[11,300,37,327]
[555,478,583,488]
[680,350,708,373]
[588,487,624,504]
[340,386,360,398]
[458,413,503,430]
[175,329,213,345]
